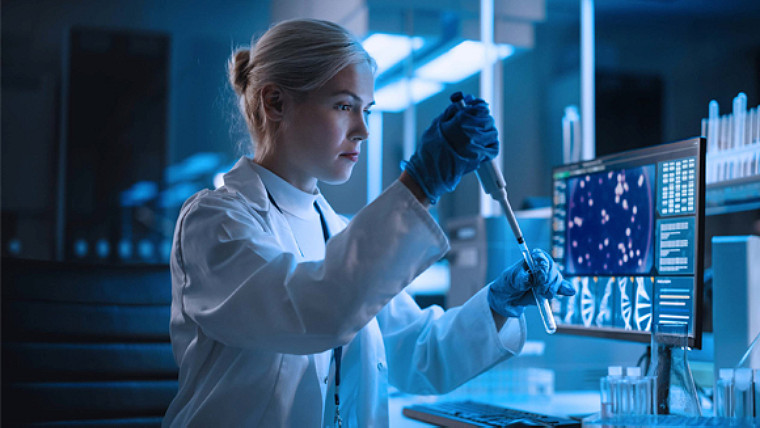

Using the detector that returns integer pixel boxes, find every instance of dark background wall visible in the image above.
[2,0,270,261]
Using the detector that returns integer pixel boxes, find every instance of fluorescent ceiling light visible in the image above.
[374,78,444,112]
[362,33,424,76]
[416,40,515,83]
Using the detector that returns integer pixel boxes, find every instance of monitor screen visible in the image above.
[550,137,706,349]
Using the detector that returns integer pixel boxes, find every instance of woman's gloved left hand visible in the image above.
[488,249,575,318]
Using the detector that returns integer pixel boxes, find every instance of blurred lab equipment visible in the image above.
[701,92,760,184]
[562,105,582,164]
[712,236,760,378]
[648,322,701,416]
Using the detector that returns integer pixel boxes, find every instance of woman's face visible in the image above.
[276,62,375,193]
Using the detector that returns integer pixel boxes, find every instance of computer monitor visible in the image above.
[550,137,706,349]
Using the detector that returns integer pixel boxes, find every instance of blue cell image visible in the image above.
[565,165,655,276]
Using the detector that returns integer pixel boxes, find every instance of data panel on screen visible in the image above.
[550,137,705,348]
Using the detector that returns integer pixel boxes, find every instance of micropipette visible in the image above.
[451,92,557,334]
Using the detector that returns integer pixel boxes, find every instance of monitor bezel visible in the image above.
[551,136,705,350]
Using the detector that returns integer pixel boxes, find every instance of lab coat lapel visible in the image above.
[222,157,307,258]
[314,196,348,239]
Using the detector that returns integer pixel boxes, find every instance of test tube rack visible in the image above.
[701,92,760,185]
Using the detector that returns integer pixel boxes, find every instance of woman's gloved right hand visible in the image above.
[488,249,575,318]
[402,94,499,204]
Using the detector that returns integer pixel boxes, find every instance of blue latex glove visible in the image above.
[402,94,499,204]
[488,249,575,318]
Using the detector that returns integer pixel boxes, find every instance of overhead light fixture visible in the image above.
[374,78,444,112]
[362,33,424,76]
[416,40,515,83]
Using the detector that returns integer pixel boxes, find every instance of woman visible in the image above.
[163,18,573,427]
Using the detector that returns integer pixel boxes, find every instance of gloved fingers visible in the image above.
[531,248,552,266]
[449,94,491,120]
[528,249,551,284]
[487,289,525,318]
[455,118,499,158]
[529,249,566,298]
[440,102,460,121]
[457,136,498,161]
[557,280,576,297]
[462,94,488,108]
[495,256,529,290]
[513,290,538,307]
[459,118,497,138]
[537,274,563,299]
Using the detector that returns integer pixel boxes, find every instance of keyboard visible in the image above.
[402,400,581,427]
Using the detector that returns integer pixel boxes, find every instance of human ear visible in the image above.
[261,84,285,122]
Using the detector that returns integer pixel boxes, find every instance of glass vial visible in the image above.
[715,368,735,417]
[600,366,623,416]
[734,368,754,418]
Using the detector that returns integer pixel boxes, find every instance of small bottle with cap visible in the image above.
[715,368,735,417]
[625,366,653,415]
[600,366,623,417]
[618,367,640,415]
[734,368,754,418]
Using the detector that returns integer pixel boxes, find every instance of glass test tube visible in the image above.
[517,241,557,334]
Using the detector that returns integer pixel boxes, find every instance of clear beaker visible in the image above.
[647,322,701,416]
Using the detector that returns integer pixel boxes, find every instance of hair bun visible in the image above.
[229,48,252,95]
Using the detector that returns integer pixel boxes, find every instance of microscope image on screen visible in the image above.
[565,166,656,276]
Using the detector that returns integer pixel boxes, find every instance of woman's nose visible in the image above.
[350,111,369,141]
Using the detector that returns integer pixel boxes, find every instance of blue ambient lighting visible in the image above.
[362,33,424,76]
[416,40,515,83]
[120,181,159,207]
[165,152,225,184]
[374,78,444,112]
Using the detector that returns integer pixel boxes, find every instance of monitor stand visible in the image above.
[649,328,701,415]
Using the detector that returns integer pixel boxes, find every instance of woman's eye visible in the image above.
[338,104,352,111]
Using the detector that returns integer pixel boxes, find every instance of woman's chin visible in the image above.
[320,170,353,186]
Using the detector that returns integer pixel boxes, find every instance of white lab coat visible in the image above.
[163,157,526,427]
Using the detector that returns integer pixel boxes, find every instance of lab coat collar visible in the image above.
[221,157,271,212]
[221,157,340,238]
[250,162,320,220]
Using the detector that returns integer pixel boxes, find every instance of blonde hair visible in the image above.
[228,18,376,158]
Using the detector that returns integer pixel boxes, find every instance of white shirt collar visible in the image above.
[250,161,320,220]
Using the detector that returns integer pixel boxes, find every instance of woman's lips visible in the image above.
[340,152,359,162]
